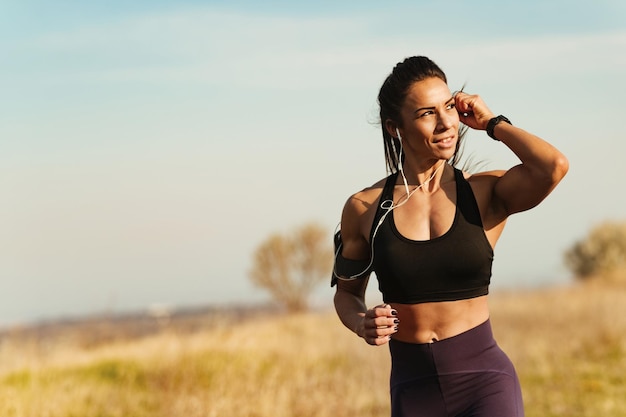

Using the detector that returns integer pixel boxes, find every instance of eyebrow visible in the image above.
[414,95,455,114]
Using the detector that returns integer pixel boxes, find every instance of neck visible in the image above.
[395,159,446,202]
[401,159,446,187]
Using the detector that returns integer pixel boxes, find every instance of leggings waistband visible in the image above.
[389,319,497,376]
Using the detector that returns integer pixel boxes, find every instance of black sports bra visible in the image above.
[332,168,493,305]
[372,168,493,303]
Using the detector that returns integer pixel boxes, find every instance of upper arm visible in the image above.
[331,197,371,298]
[486,123,569,216]
[332,184,382,287]
[493,163,562,216]
[470,165,560,229]
[339,185,381,261]
[340,199,369,261]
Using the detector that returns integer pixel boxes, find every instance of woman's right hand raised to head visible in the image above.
[356,304,399,346]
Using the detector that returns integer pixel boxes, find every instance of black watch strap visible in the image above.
[486,115,512,141]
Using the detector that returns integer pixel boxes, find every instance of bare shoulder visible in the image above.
[343,178,387,218]
[340,177,387,257]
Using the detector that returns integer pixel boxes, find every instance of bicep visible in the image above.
[332,186,381,289]
[493,164,557,216]
[339,194,372,260]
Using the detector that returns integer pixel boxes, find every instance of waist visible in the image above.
[389,319,500,378]
[390,295,490,343]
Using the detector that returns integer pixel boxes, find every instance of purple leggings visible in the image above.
[389,320,524,417]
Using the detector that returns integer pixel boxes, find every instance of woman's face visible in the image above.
[393,77,460,162]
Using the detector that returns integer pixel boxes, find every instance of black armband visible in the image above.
[331,230,372,287]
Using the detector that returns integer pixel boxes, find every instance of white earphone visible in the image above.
[333,125,445,281]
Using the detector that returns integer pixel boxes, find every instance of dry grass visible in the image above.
[1,282,625,417]
[490,282,626,417]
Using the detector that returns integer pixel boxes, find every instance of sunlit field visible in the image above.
[1,282,625,417]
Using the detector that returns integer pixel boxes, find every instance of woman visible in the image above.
[332,56,568,417]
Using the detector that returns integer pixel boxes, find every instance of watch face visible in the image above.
[487,115,510,141]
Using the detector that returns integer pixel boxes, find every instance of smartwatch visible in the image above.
[486,115,512,141]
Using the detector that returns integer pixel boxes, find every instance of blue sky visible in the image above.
[1,1,625,325]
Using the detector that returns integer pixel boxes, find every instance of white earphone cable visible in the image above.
[334,130,445,281]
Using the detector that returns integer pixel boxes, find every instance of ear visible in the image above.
[384,119,399,139]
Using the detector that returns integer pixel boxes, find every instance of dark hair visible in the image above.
[377,56,466,173]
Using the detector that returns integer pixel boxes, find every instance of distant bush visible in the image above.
[564,220,626,282]
[249,222,333,312]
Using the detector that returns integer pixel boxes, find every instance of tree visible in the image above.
[564,220,626,282]
[249,222,333,312]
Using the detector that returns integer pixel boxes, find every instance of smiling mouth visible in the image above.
[435,136,455,144]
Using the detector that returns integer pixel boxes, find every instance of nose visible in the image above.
[436,109,456,133]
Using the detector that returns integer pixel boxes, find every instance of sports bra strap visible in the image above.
[369,172,399,243]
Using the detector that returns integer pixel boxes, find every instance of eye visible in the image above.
[417,110,434,118]
[446,103,456,110]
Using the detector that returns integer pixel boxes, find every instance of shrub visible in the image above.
[564,220,626,282]
[249,222,333,312]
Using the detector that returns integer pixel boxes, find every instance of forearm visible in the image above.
[333,289,367,336]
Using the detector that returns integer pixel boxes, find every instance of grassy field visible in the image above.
[1,282,625,417]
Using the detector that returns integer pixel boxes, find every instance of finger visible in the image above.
[455,95,473,114]
[371,315,400,328]
[372,335,392,346]
[372,304,397,318]
[362,319,399,340]
[371,325,398,345]
[452,90,467,100]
